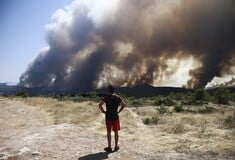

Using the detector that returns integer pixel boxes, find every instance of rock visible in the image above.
[32,151,42,156]
[19,146,31,155]
[0,153,5,158]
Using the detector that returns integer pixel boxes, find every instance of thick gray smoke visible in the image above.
[20,0,235,90]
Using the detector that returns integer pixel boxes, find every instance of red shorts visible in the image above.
[106,119,120,132]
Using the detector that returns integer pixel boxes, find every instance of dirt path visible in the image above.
[0,97,234,160]
[0,98,158,160]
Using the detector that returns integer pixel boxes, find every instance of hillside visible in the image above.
[1,84,192,97]
[1,83,235,97]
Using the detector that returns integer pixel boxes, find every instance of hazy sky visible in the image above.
[0,0,73,83]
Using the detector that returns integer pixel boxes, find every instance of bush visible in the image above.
[57,93,65,101]
[154,97,175,106]
[180,89,210,106]
[125,96,135,103]
[232,93,235,102]
[181,99,206,106]
[157,105,168,114]
[214,87,230,104]
[130,100,143,106]
[125,96,151,106]
[73,95,87,102]
[174,104,184,112]
[143,116,159,125]
[62,93,100,102]
[169,92,183,100]
[194,89,208,101]
[16,90,28,98]
[2,93,9,97]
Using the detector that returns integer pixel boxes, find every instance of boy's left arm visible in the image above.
[98,101,106,114]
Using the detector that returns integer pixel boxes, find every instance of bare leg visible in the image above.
[107,131,111,148]
[114,131,119,148]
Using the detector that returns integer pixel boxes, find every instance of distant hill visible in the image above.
[96,84,192,97]
[0,83,234,97]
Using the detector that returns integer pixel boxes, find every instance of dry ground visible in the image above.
[0,97,234,160]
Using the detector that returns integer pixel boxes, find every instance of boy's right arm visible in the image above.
[118,100,126,113]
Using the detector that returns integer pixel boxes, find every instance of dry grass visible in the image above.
[11,97,235,159]
[128,103,235,157]
[15,97,101,125]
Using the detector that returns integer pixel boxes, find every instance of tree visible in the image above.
[214,87,230,105]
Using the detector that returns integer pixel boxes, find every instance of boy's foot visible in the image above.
[114,146,119,151]
[104,147,112,153]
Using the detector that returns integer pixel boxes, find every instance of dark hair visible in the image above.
[108,85,115,93]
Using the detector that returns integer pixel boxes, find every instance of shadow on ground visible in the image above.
[78,152,110,160]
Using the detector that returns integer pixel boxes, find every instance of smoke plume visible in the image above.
[20,0,235,90]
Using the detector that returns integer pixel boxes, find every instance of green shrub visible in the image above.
[169,92,183,100]
[87,93,100,102]
[130,100,143,106]
[2,93,9,97]
[57,93,65,101]
[232,93,235,102]
[194,89,208,101]
[75,95,87,101]
[62,93,100,102]
[154,97,175,106]
[181,99,205,106]
[184,92,194,100]
[180,89,210,106]
[174,104,184,112]
[125,96,150,106]
[143,116,159,125]
[157,105,168,114]
[16,90,28,98]
[214,87,230,104]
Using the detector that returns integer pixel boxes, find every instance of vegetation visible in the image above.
[55,93,100,102]
[157,105,168,115]
[122,87,233,108]
[194,88,208,101]
[8,86,234,108]
[174,104,184,112]
[143,116,159,125]
[214,87,230,104]
[4,86,233,159]
[154,97,175,106]
[169,92,184,100]
[16,90,28,98]
[2,94,234,159]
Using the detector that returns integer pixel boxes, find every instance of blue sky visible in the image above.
[0,0,74,83]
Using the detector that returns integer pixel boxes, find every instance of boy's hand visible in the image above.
[99,101,106,114]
